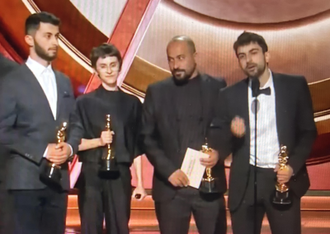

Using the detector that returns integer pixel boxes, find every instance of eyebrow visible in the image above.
[168,54,184,59]
[99,61,118,66]
[237,48,260,56]
[43,32,60,36]
[249,48,259,52]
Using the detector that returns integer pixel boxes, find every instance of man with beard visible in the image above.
[0,12,82,234]
[0,54,18,234]
[141,35,227,234]
[211,31,317,234]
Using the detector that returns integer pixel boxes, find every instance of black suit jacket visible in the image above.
[0,64,83,191]
[210,72,317,212]
[141,74,227,202]
[0,55,19,182]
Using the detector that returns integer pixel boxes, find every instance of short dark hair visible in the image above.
[25,12,60,35]
[233,31,268,56]
[90,43,122,70]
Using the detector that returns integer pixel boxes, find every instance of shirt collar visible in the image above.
[261,69,273,89]
[249,69,273,90]
[26,57,53,77]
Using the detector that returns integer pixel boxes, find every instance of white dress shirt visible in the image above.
[26,57,57,119]
[248,71,280,168]
[26,57,72,157]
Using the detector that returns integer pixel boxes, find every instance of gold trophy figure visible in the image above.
[273,145,291,205]
[199,139,219,193]
[40,122,67,186]
[100,114,118,172]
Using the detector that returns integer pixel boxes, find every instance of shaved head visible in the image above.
[166,35,198,85]
[167,35,196,53]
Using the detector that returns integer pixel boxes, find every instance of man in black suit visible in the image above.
[0,54,18,234]
[211,32,317,234]
[0,12,82,234]
[141,35,227,234]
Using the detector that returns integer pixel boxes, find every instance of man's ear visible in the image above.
[265,51,270,64]
[24,35,34,47]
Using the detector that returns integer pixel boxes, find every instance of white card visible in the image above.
[181,148,209,189]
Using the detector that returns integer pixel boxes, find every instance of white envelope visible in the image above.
[181,148,209,189]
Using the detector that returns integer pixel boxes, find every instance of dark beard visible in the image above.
[34,40,57,62]
[172,73,190,86]
[245,62,266,78]
[172,63,196,86]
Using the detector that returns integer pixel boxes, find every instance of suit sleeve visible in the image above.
[133,98,143,158]
[141,86,177,180]
[0,55,19,78]
[65,80,84,158]
[0,77,48,164]
[209,88,234,161]
[288,77,317,174]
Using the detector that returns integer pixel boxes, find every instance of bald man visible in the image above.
[141,36,227,234]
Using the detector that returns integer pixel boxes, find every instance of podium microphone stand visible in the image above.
[251,77,260,234]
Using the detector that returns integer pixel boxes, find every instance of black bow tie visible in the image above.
[259,87,271,96]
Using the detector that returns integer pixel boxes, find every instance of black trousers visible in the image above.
[0,180,13,234]
[9,187,68,234]
[231,166,301,234]
[78,163,132,234]
[155,187,226,234]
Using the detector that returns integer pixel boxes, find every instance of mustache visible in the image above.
[246,63,257,68]
[48,47,58,51]
[173,69,185,73]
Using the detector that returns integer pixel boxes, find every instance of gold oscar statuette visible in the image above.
[40,122,67,186]
[199,139,219,193]
[100,114,118,173]
[273,145,291,205]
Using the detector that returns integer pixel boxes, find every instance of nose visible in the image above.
[52,36,59,47]
[246,54,252,63]
[106,66,113,73]
[173,60,179,70]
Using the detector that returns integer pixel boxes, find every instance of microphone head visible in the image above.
[251,77,260,97]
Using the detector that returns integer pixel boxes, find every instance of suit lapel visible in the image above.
[167,79,180,149]
[273,72,286,145]
[239,79,251,146]
[167,79,179,124]
[55,70,64,120]
[200,74,212,137]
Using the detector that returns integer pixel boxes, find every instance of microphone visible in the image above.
[251,77,260,97]
[251,76,259,234]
